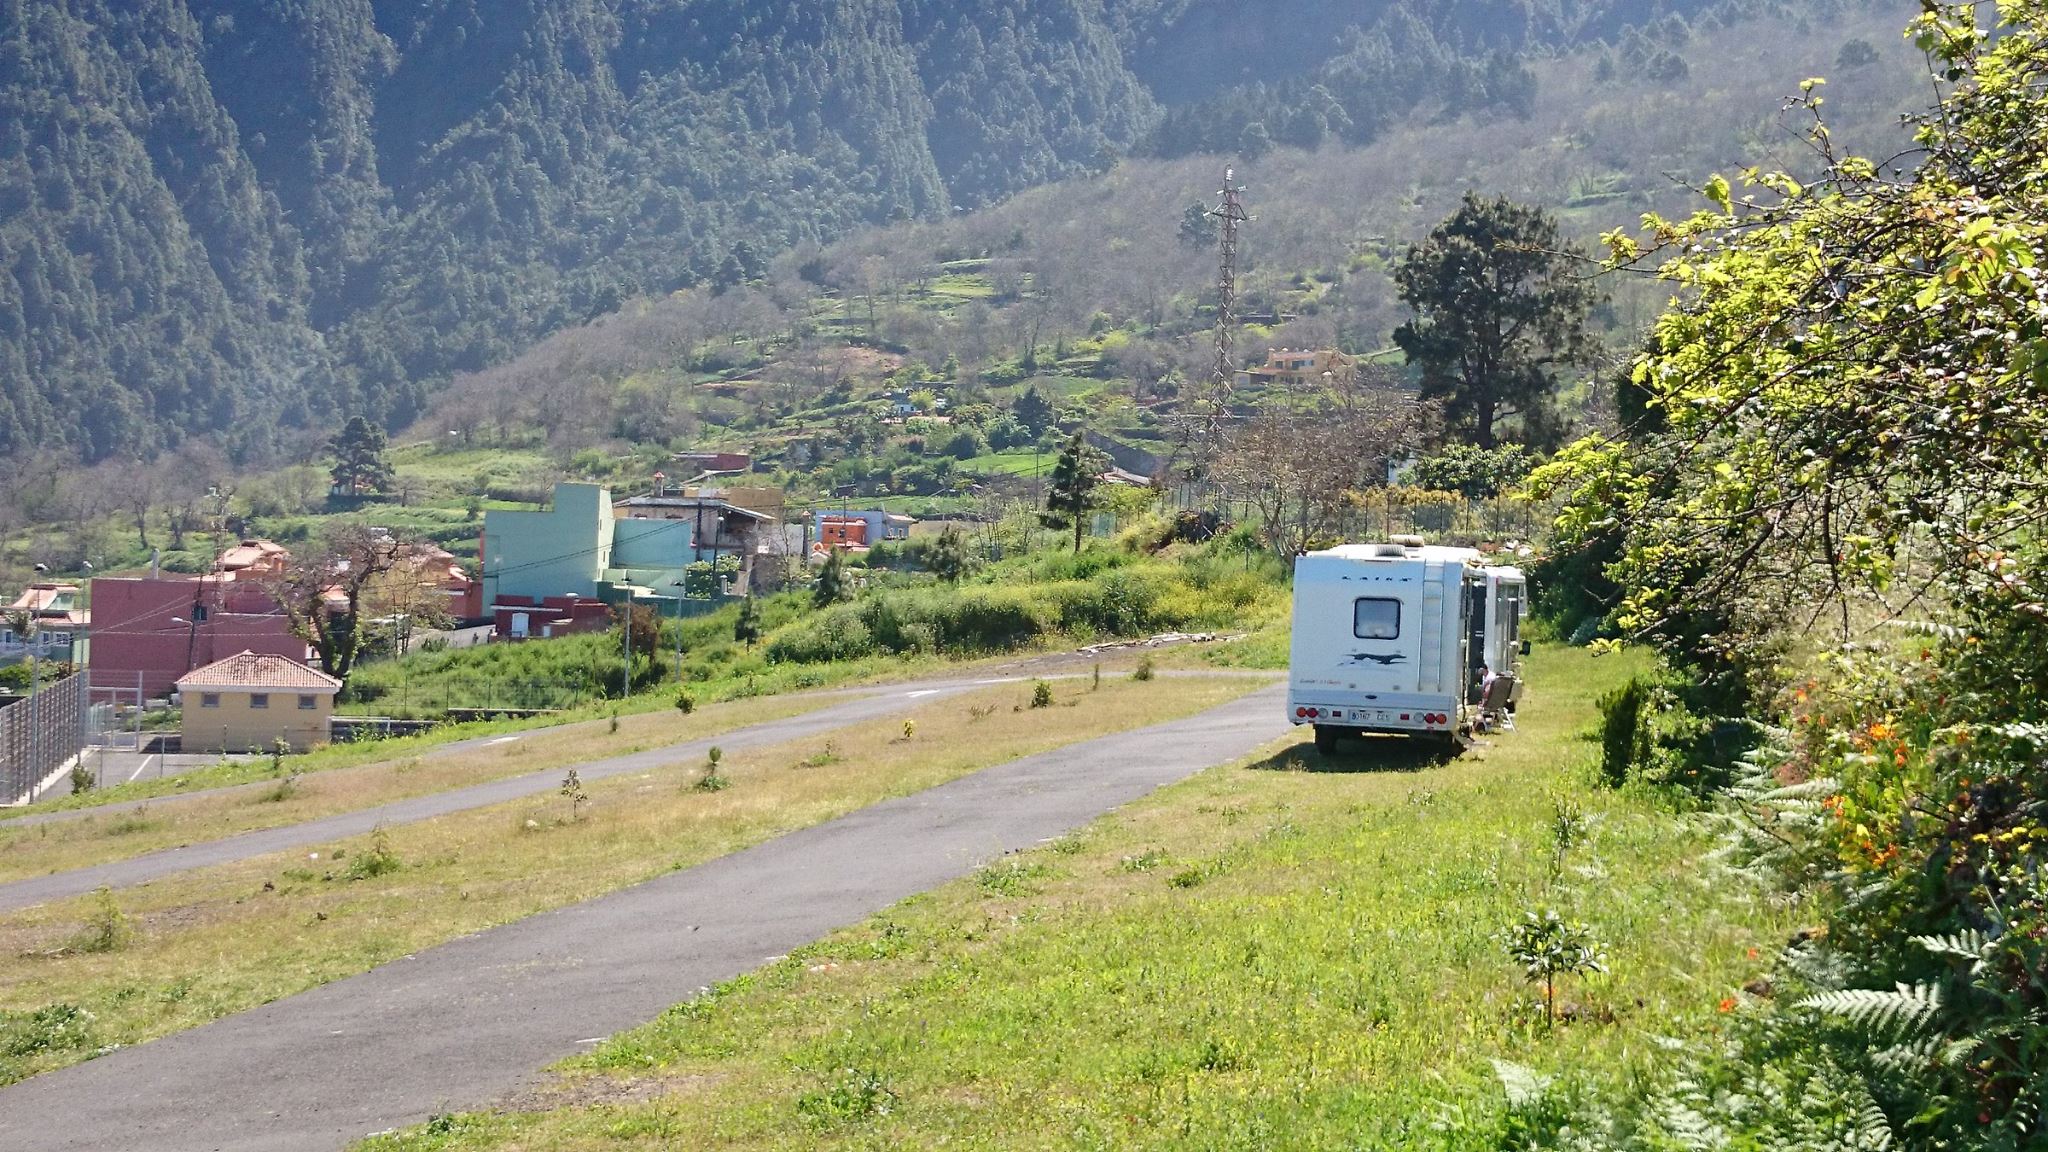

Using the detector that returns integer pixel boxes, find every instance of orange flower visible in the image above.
[1718,997,1738,1012]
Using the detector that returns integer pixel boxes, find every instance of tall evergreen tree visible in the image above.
[1043,432,1106,553]
[1012,385,1055,437]
[926,526,969,583]
[813,548,851,609]
[1392,193,1596,450]
[327,416,394,497]
[734,595,762,647]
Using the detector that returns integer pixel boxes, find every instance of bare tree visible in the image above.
[261,526,409,684]
[1213,377,1432,558]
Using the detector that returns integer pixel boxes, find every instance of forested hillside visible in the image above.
[1,0,1858,469]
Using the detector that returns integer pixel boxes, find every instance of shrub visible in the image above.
[1,1003,98,1059]
[71,888,130,954]
[1030,680,1054,709]
[696,746,729,792]
[67,764,95,794]
[1499,909,1607,1025]
[1595,678,1651,787]
[796,1065,896,1128]
[559,769,588,820]
[344,827,402,880]
[1133,656,1155,682]
[257,774,302,803]
[674,690,695,714]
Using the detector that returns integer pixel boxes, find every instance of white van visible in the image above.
[1288,538,1527,753]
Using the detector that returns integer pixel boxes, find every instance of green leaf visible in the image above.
[1704,173,1732,214]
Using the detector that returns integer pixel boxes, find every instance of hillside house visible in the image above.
[1236,348,1356,390]
[815,511,915,554]
[1,583,88,664]
[176,651,342,753]
[672,451,753,474]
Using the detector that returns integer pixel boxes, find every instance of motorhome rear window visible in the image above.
[1353,598,1401,640]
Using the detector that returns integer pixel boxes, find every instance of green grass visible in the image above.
[954,450,1048,479]
[355,645,1794,1150]
[927,273,994,299]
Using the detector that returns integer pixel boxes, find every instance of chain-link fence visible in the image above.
[1,671,90,804]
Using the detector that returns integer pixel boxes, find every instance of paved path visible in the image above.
[0,688,880,832]
[0,678,1001,913]
[0,686,1288,1152]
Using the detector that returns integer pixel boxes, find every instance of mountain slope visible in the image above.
[0,0,1852,466]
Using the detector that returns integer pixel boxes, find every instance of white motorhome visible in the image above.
[1288,538,1527,753]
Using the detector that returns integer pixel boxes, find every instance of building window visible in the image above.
[1353,598,1401,640]
[200,693,221,709]
[249,693,269,710]
[298,695,317,711]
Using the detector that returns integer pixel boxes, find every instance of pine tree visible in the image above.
[327,416,394,497]
[1392,194,1596,450]
[814,548,851,608]
[1043,432,1105,553]
[926,526,968,583]
[734,595,762,646]
[1012,385,1054,436]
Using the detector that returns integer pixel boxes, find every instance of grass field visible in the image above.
[352,645,1795,1151]
[955,449,1048,479]
[0,675,1264,1088]
[0,693,827,884]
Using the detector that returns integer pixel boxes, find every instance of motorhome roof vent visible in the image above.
[1389,535,1426,550]
[1372,542,1409,557]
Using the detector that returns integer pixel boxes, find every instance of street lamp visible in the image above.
[670,581,688,684]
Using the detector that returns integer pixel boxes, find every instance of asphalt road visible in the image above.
[0,685,1288,1152]
[0,677,1001,913]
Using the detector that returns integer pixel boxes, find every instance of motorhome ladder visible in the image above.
[1420,561,1446,694]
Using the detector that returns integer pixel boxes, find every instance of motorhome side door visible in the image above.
[1462,575,1488,704]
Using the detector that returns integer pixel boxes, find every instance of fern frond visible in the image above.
[1755,777,1840,803]
[1654,1097,1725,1152]
[1986,722,2048,745]
[1884,619,1966,642]
[1489,1058,1552,1108]
[1868,1036,1944,1075]
[1799,982,1944,1037]
[1911,929,1996,974]
[1846,1084,1896,1150]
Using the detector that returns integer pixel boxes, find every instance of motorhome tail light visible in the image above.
[1295,707,1308,718]
[1399,713,1411,721]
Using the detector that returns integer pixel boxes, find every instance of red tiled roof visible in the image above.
[175,651,342,692]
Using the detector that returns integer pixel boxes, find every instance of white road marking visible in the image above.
[127,755,157,783]
[486,736,520,746]
[905,690,941,698]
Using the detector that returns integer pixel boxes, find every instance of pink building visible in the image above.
[88,576,312,698]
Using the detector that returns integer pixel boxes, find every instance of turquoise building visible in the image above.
[480,483,697,608]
